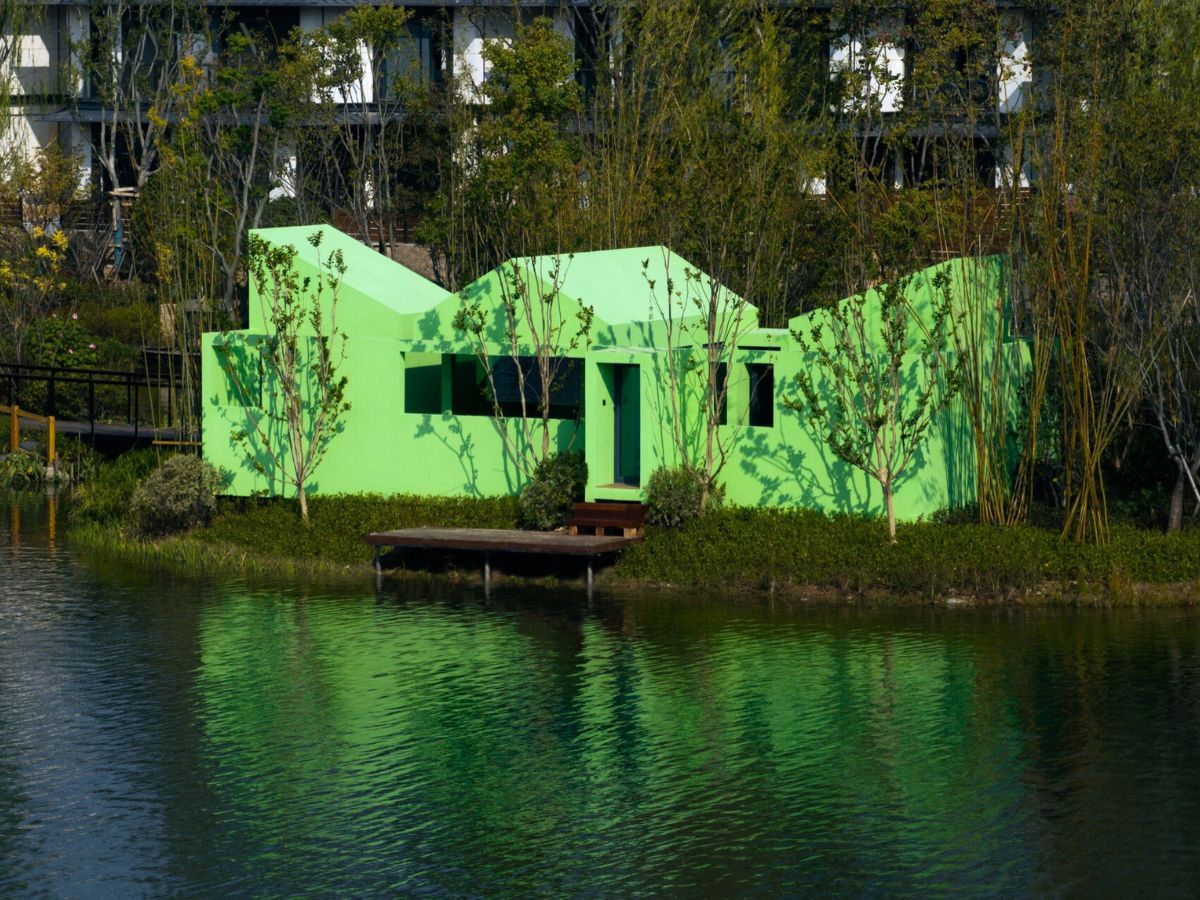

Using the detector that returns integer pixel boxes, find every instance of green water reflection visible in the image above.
[190,589,1200,894]
[3,492,1200,895]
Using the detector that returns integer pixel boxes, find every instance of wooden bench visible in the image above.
[565,502,645,538]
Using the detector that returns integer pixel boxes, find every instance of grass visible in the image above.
[70,521,367,580]
[66,488,1200,605]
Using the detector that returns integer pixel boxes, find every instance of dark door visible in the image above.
[612,364,641,486]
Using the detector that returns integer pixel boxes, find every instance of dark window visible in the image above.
[207,6,299,65]
[716,362,728,426]
[572,7,606,100]
[490,356,583,420]
[449,355,583,420]
[450,355,491,416]
[902,135,997,188]
[382,18,442,89]
[404,357,442,414]
[748,363,774,427]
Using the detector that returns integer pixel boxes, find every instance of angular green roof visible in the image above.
[464,246,753,326]
[252,225,448,316]
[786,256,1010,354]
[446,246,757,350]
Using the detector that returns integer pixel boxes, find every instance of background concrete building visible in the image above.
[3,2,1035,203]
[2,2,589,187]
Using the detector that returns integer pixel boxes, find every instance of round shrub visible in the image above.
[127,455,223,538]
[519,452,587,530]
[645,466,722,528]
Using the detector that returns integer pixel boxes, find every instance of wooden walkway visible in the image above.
[364,527,642,593]
[11,411,179,445]
[40,419,180,441]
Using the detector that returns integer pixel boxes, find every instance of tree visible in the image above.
[0,148,77,365]
[643,255,754,512]
[0,224,69,366]
[132,105,224,440]
[787,273,959,542]
[219,232,350,523]
[189,27,311,319]
[899,1,1038,527]
[1083,0,1200,532]
[453,256,593,479]
[581,0,819,508]
[1023,0,1193,542]
[73,0,207,275]
[303,3,438,254]
[584,0,824,324]
[439,16,593,479]
[132,21,311,435]
[423,14,584,289]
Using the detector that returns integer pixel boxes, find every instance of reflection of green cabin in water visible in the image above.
[201,225,1028,520]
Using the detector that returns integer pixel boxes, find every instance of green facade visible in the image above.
[202,226,1027,520]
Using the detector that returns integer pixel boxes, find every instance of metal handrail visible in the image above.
[0,361,194,441]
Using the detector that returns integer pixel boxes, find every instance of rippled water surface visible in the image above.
[4,493,1200,896]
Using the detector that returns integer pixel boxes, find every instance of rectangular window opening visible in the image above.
[449,355,583,420]
[404,352,442,415]
[715,362,728,426]
[748,363,774,428]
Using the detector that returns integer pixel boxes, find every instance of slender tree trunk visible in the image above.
[298,481,309,524]
[1168,448,1200,533]
[884,481,896,543]
[1168,463,1186,533]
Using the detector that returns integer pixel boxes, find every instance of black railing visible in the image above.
[0,361,195,442]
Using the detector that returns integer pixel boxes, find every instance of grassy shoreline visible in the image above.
[67,493,1200,607]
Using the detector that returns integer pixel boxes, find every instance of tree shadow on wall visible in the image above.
[412,412,484,498]
[735,348,966,517]
[210,336,333,499]
[735,424,873,514]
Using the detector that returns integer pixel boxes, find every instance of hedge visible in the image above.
[199,493,520,565]
[69,461,1200,598]
[617,507,1200,594]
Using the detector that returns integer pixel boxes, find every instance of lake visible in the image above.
[3,492,1200,896]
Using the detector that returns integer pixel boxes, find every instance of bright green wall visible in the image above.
[581,256,1027,520]
[203,332,579,498]
[447,247,757,353]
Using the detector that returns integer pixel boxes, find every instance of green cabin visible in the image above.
[201,225,1028,520]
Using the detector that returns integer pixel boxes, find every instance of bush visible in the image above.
[0,450,46,487]
[519,452,587,530]
[127,455,223,538]
[644,466,722,527]
[62,280,160,348]
[70,448,169,524]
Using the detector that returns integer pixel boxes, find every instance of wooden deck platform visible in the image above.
[364,527,642,593]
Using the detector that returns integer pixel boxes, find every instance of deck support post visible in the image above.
[373,545,382,574]
[362,529,642,595]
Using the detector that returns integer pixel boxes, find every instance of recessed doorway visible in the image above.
[611,364,641,487]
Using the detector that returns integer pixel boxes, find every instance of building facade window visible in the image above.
[747,363,774,428]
